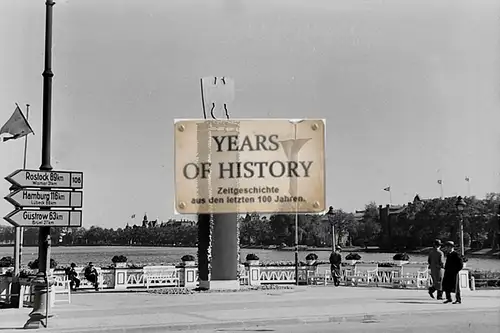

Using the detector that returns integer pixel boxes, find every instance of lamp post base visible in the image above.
[24,314,49,330]
[10,276,21,308]
[23,275,55,329]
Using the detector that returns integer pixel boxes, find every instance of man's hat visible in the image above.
[335,246,342,250]
[70,263,76,267]
[444,241,455,247]
[433,239,442,246]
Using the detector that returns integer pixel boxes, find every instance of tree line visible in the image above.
[0,193,499,251]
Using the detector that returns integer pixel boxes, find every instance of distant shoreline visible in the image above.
[268,246,500,259]
[1,243,498,259]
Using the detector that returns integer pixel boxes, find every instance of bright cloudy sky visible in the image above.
[0,0,499,229]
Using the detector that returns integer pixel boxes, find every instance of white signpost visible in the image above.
[5,189,83,208]
[4,209,82,227]
[4,169,84,228]
[5,169,83,189]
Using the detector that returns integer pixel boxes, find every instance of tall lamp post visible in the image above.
[325,206,335,251]
[497,205,500,252]
[285,119,306,287]
[455,196,466,257]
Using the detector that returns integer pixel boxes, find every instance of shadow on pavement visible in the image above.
[394,301,439,304]
[215,328,275,332]
[0,328,23,331]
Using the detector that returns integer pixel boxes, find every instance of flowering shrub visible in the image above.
[393,253,410,261]
[181,255,195,262]
[246,254,259,261]
[305,253,318,261]
[374,261,398,268]
[0,256,14,267]
[28,258,58,269]
[112,255,128,263]
[345,253,361,260]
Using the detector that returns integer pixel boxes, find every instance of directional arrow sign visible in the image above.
[4,209,82,227]
[5,189,83,208]
[5,169,83,189]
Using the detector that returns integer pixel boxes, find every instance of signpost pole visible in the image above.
[19,104,30,273]
[197,79,211,290]
[24,0,55,328]
[199,77,239,290]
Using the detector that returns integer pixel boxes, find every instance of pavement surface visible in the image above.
[0,286,499,332]
[187,311,500,333]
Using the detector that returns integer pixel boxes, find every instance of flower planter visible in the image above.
[246,260,260,266]
[394,260,409,266]
[306,259,316,266]
[0,267,12,275]
[348,260,358,265]
[182,260,196,267]
[115,262,127,268]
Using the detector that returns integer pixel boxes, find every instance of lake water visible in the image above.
[0,246,498,271]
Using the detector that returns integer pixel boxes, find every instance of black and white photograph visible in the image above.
[0,0,499,332]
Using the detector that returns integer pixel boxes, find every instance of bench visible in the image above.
[350,263,378,287]
[239,264,249,285]
[392,264,429,289]
[308,269,331,286]
[53,277,71,304]
[1,278,35,308]
[143,266,180,289]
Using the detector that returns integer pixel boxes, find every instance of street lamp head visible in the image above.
[327,206,334,215]
[455,196,466,211]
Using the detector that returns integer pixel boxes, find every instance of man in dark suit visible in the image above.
[329,246,342,286]
[442,241,463,304]
[65,262,81,291]
[84,262,100,291]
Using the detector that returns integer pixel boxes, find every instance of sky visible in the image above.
[0,0,499,229]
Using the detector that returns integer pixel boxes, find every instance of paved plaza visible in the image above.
[0,287,498,332]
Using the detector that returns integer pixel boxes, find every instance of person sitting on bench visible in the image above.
[84,262,100,291]
[65,262,81,291]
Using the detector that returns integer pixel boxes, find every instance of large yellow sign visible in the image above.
[174,119,325,214]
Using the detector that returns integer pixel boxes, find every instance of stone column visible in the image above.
[113,268,128,290]
[211,213,239,289]
[458,269,471,293]
[248,262,261,287]
[182,265,198,289]
[196,120,240,290]
[208,120,240,290]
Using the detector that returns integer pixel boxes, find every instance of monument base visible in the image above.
[458,269,471,293]
[209,280,240,290]
[198,280,210,290]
